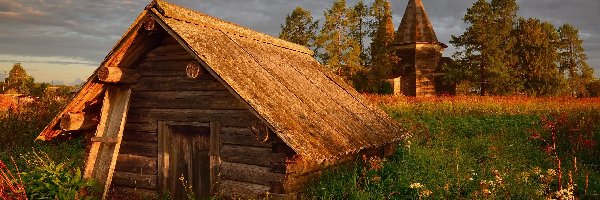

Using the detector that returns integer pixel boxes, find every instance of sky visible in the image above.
[0,0,598,85]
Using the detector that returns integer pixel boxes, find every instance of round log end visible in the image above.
[144,17,157,31]
[98,67,110,81]
[186,62,202,79]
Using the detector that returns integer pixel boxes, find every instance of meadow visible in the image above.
[1,95,599,199]
[306,95,600,199]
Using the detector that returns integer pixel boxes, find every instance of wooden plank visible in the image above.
[132,76,226,92]
[220,145,286,167]
[122,131,158,143]
[220,127,271,148]
[209,122,221,195]
[192,126,211,198]
[120,141,158,158]
[83,86,132,199]
[124,122,157,132]
[220,161,284,186]
[144,53,194,62]
[157,121,169,192]
[127,109,259,127]
[112,171,157,190]
[115,154,157,175]
[108,186,157,199]
[218,180,270,199]
[129,91,246,110]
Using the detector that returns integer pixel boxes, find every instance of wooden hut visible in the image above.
[36,1,405,199]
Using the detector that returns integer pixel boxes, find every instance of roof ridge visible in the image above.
[150,0,314,55]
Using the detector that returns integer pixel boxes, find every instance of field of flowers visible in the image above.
[307,95,600,199]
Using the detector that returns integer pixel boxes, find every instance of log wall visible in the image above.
[108,36,289,199]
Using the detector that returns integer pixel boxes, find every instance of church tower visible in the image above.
[392,0,447,96]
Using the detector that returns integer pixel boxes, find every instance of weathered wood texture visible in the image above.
[111,36,281,198]
[98,67,141,84]
[83,86,132,199]
[60,112,98,131]
[36,10,164,141]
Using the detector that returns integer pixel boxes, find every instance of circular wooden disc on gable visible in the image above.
[186,62,202,79]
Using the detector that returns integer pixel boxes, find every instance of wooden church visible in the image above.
[390,0,455,96]
[36,0,404,199]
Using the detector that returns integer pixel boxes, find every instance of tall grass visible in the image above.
[306,95,600,199]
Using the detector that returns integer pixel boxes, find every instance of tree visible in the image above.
[279,7,319,49]
[359,0,397,92]
[558,24,595,97]
[5,63,34,94]
[450,0,520,96]
[514,18,566,96]
[316,0,363,80]
[349,0,370,65]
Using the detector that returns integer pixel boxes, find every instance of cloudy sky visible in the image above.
[0,0,598,84]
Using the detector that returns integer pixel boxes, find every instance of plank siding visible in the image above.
[111,37,288,198]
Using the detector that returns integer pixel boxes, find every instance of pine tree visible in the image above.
[349,0,370,65]
[316,0,363,80]
[558,24,595,97]
[450,0,520,96]
[367,0,397,88]
[514,18,566,96]
[279,7,319,49]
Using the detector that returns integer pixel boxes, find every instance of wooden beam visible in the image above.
[83,86,132,199]
[143,17,158,31]
[98,67,140,84]
[209,122,221,195]
[60,112,98,131]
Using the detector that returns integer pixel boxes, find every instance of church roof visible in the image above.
[395,0,439,45]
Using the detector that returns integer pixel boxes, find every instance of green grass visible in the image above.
[305,96,600,199]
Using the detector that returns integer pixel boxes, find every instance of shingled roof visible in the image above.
[395,0,440,45]
[38,0,404,162]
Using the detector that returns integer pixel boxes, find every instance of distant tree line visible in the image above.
[279,0,599,97]
[449,0,596,97]
[1,63,74,98]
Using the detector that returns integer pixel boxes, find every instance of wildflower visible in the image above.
[410,182,424,189]
[532,167,542,175]
[482,189,491,194]
[547,169,557,177]
[420,189,432,197]
[372,176,381,182]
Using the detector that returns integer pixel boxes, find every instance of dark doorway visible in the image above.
[159,124,211,199]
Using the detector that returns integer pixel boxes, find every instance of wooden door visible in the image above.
[159,124,211,199]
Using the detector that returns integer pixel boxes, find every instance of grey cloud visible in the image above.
[0,0,598,76]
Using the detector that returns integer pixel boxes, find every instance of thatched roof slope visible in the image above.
[395,0,440,45]
[38,0,405,162]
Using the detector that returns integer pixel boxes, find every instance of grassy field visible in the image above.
[1,95,599,199]
[306,95,600,199]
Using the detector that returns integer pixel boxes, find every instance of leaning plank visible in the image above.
[60,112,98,131]
[83,86,132,199]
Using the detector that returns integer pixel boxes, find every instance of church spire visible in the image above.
[395,0,439,45]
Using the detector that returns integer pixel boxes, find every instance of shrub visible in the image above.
[19,152,96,200]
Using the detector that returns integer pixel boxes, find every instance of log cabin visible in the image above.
[36,0,406,199]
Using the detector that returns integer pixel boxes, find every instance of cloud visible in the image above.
[0,0,598,80]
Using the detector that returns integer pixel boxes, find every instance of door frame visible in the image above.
[157,121,221,196]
